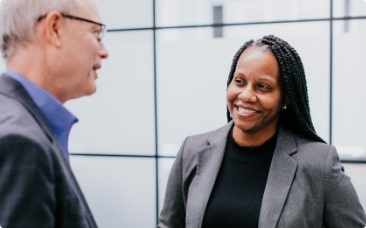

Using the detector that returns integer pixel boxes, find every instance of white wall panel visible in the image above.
[71,156,157,228]
[66,31,155,155]
[94,0,153,28]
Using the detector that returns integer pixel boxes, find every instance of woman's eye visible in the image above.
[257,83,270,90]
[234,77,243,84]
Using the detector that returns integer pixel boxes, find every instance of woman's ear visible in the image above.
[282,97,289,110]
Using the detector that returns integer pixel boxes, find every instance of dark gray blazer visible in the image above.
[0,74,97,227]
[159,122,366,228]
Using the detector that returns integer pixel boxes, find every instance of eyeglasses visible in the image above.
[61,13,106,40]
[37,12,106,41]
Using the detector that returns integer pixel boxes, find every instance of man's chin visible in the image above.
[86,88,97,96]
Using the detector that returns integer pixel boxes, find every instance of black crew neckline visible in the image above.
[226,128,277,163]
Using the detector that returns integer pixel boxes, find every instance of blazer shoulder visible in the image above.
[176,123,231,168]
[0,94,56,156]
[291,133,338,174]
[295,136,334,158]
[0,96,42,134]
[184,122,232,146]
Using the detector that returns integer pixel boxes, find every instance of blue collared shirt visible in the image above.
[5,70,78,159]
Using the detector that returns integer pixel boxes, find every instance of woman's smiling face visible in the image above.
[227,45,282,145]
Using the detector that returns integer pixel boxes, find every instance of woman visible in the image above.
[158,35,366,228]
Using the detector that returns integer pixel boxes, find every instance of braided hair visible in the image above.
[226,35,324,143]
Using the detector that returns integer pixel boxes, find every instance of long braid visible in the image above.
[226,35,324,143]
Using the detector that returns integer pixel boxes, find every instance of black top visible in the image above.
[202,129,277,228]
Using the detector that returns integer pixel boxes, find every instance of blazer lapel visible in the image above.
[186,122,233,228]
[258,127,298,228]
[0,74,57,144]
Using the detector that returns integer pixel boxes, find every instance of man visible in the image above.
[0,0,108,227]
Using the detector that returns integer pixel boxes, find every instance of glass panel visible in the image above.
[333,0,366,17]
[66,31,155,155]
[343,163,366,210]
[94,0,153,28]
[156,27,228,156]
[158,158,175,214]
[157,22,330,156]
[333,19,366,161]
[156,0,329,27]
[70,156,156,228]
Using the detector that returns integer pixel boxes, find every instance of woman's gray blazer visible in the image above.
[158,122,366,228]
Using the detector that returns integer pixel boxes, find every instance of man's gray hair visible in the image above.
[0,0,83,59]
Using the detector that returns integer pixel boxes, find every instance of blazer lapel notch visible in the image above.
[259,127,298,228]
[188,123,232,227]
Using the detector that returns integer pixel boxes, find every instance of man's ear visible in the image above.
[43,11,63,48]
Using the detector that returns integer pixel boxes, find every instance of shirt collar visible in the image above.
[5,70,78,156]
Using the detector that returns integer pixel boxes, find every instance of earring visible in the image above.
[282,104,287,110]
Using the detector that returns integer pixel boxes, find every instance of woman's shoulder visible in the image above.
[184,122,232,145]
[278,127,336,166]
[288,132,339,173]
[295,135,334,156]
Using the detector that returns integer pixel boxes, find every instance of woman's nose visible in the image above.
[238,86,257,102]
